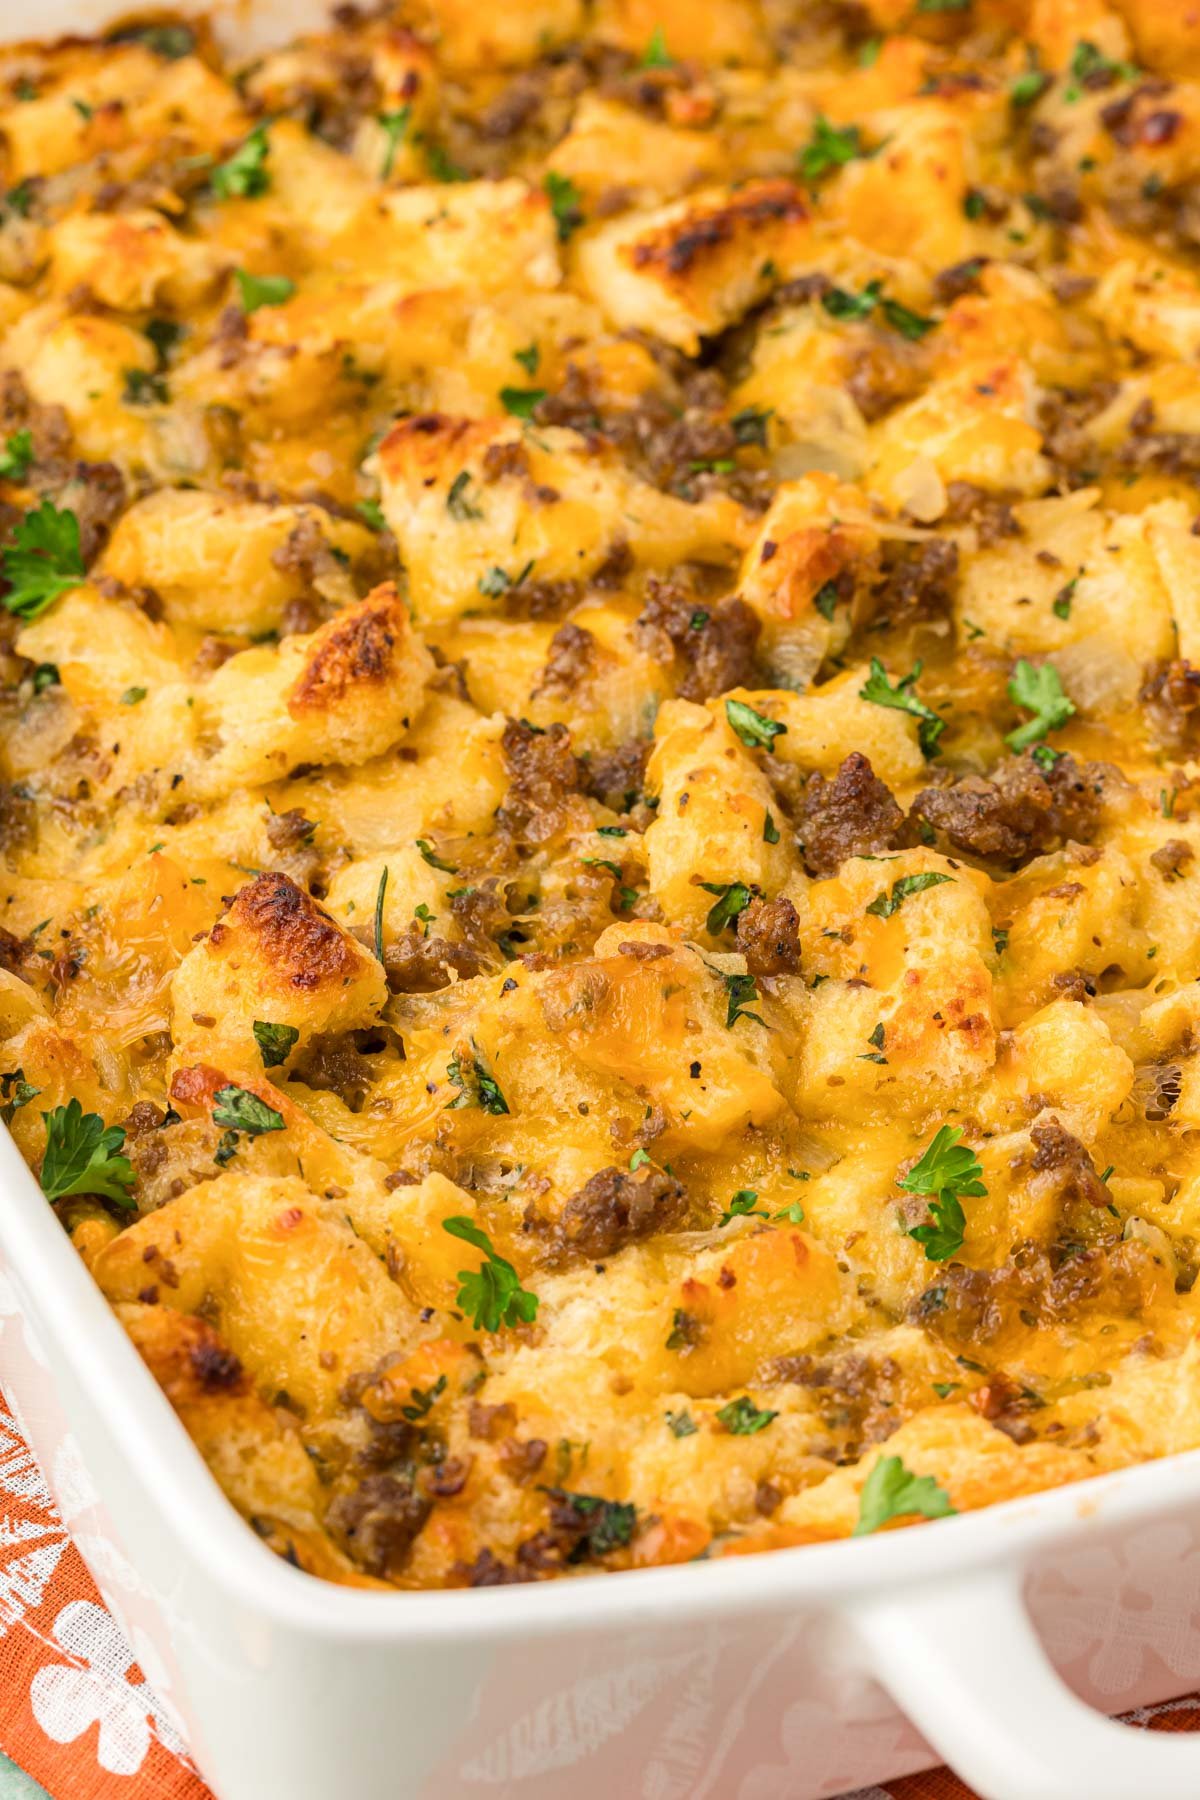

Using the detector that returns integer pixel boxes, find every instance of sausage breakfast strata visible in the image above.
[2,0,1200,1587]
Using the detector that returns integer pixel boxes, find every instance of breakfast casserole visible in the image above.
[3,0,1200,1590]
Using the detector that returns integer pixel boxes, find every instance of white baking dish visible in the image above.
[8,6,1200,1797]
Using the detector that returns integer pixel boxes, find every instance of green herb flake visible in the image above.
[722,970,766,1030]
[374,864,389,962]
[774,1200,806,1223]
[665,1409,698,1437]
[813,578,840,621]
[799,115,864,182]
[859,657,945,757]
[866,871,954,919]
[499,386,546,419]
[119,686,147,706]
[716,1395,778,1435]
[514,343,541,377]
[853,1453,956,1534]
[1,501,86,620]
[211,1085,285,1136]
[122,367,169,406]
[0,1068,40,1125]
[445,1049,509,1115]
[442,1214,538,1330]
[1005,657,1075,752]
[253,1021,300,1069]
[544,171,585,243]
[415,838,458,872]
[698,880,752,934]
[38,1099,135,1208]
[0,429,33,482]
[211,125,271,200]
[763,810,781,845]
[641,24,673,66]
[378,105,411,179]
[898,1124,986,1262]
[446,470,482,521]
[719,1188,767,1226]
[726,697,787,751]
[235,268,296,313]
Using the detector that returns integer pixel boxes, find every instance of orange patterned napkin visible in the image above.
[1,1382,1197,1800]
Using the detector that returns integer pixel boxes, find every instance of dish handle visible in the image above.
[850,1560,1200,1800]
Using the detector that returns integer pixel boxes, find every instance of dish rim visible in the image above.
[4,1125,1199,1645]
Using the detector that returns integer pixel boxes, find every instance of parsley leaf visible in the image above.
[898,1124,986,1262]
[211,1086,285,1135]
[1064,39,1137,102]
[374,864,388,962]
[478,559,533,597]
[665,1409,698,1437]
[717,1395,778,1435]
[0,1068,40,1124]
[853,1454,956,1534]
[446,471,482,521]
[641,25,673,67]
[799,115,864,181]
[356,498,386,532]
[211,125,271,200]
[720,1188,768,1226]
[732,405,772,447]
[774,1200,806,1223]
[859,657,945,757]
[813,578,840,621]
[722,970,766,1029]
[0,429,33,481]
[445,1049,509,1114]
[235,269,296,313]
[443,1214,538,1330]
[544,171,584,243]
[543,1487,637,1557]
[1005,658,1075,752]
[122,367,169,406]
[499,386,546,419]
[253,1020,299,1069]
[865,871,954,918]
[698,880,752,934]
[763,810,781,844]
[415,837,457,872]
[378,105,411,179]
[514,342,540,376]
[881,296,935,340]
[726,697,787,751]
[1,501,85,620]
[39,1099,135,1207]
[822,279,882,322]
[1011,66,1049,106]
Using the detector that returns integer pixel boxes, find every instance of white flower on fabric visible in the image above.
[30,1598,182,1775]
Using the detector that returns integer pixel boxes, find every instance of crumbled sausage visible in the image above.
[326,1474,431,1576]
[736,895,802,976]
[547,1165,687,1262]
[912,752,1106,866]
[799,752,906,877]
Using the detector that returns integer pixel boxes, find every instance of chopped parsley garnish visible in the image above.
[443,1214,538,1330]
[722,970,766,1030]
[699,880,752,934]
[478,559,533,597]
[544,171,584,243]
[122,367,169,406]
[726,697,787,751]
[424,142,469,183]
[775,1200,806,1223]
[821,279,935,339]
[415,837,457,872]
[235,269,296,313]
[499,386,546,419]
[446,471,482,521]
[859,657,945,757]
[144,317,184,367]
[799,115,864,182]
[374,864,388,962]
[1064,40,1137,103]
[400,1374,446,1421]
[356,498,386,532]
[445,1049,509,1114]
[732,405,772,447]
[898,1124,986,1262]
[120,686,147,706]
[853,1454,956,1534]
[641,24,673,67]
[1,502,85,619]
[991,925,1010,955]
[39,1100,135,1208]
[1010,66,1049,106]
[720,1188,768,1226]
[1005,658,1074,752]
[0,429,33,481]
[544,1487,637,1557]
[763,810,781,844]
[813,578,840,621]
[915,0,970,11]
[212,1086,285,1136]
[253,1021,299,1069]
[665,1409,698,1437]
[716,1395,778,1435]
[378,105,411,179]
[1052,576,1077,621]
[865,871,954,919]
[514,342,540,376]
[211,125,271,200]
[0,1069,40,1124]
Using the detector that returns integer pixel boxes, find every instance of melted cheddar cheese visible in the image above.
[3,0,1200,1587]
